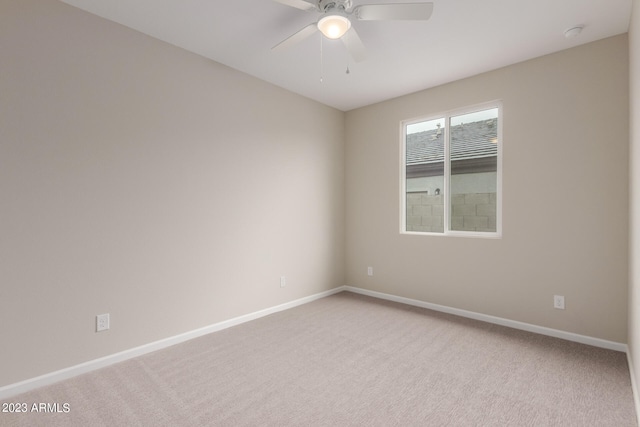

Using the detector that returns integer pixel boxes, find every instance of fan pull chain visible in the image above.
[345,31,350,75]
[319,34,324,83]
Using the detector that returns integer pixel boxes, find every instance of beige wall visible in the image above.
[346,35,629,343]
[629,0,640,403]
[0,0,345,387]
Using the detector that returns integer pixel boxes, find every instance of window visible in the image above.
[401,102,502,237]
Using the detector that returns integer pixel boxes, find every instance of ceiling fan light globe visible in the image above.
[317,15,351,39]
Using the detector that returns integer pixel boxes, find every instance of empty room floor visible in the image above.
[1,292,636,426]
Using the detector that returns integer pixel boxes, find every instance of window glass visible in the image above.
[449,108,498,232]
[405,118,445,233]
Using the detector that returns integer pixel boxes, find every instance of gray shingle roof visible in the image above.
[406,118,498,166]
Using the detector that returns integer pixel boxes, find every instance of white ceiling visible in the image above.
[60,0,632,111]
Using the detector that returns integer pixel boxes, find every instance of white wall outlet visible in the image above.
[367,266,373,276]
[96,313,110,332]
[553,295,565,310]
[280,276,286,288]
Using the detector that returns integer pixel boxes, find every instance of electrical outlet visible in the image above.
[367,267,373,276]
[96,313,110,332]
[280,276,286,288]
[553,295,565,310]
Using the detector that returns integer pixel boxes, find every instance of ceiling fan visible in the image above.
[272,0,434,62]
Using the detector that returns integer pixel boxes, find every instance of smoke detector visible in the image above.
[564,26,584,38]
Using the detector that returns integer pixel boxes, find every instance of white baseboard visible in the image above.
[344,286,628,352]
[0,286,346,400]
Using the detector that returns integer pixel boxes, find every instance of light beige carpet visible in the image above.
[1,291,636,426]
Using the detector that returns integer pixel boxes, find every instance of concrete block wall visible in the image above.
[406,192,497,233]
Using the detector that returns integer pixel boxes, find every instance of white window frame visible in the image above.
[400,101,503,238]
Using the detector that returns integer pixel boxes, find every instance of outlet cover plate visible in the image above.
[553,295,565,310]
[96,313,110,332]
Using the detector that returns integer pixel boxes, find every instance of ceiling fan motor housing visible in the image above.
[319,0,353,13]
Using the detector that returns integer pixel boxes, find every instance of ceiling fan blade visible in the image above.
[342,28,367,62]
[272,23,318,51]
[354,2,433,21]
[272,0,317,11]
